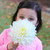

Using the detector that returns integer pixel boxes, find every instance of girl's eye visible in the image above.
[28,18,34,21]
[19,16,24,19]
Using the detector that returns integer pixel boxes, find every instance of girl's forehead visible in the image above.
[18,8,37,16]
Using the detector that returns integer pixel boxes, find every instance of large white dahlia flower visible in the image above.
[8,19,37,46]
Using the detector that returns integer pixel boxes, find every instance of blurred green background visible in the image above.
[0,0,50,50]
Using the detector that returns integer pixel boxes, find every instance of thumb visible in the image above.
[8,41,14,46]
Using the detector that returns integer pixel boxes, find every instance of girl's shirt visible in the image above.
[0,28,43,50]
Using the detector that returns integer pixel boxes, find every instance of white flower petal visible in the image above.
[8,19,37,46]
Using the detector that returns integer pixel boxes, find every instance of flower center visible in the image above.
[19,27,26,37]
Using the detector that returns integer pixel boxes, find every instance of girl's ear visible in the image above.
[35,21,39,27]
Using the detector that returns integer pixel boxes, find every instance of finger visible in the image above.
[14,43,19,47]
[8,41,14,48]
[10,41,14,44]
[9,41,14,46]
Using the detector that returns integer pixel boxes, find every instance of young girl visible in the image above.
[0,1,42,50]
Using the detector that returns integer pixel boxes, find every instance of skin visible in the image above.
[16,8,38,27]
[8,8,39,50]
[7,41,19,50]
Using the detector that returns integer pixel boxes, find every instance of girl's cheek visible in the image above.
[33,23,36,26]
[32,21,37,26]
[16,17,20,21]
[26,19,36,26]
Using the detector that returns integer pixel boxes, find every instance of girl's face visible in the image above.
[16,8,38,27]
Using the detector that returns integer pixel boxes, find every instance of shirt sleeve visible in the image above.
[0,29,11,50]
[36,40,43,50]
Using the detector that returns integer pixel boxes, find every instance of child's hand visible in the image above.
[7,41,19,50]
